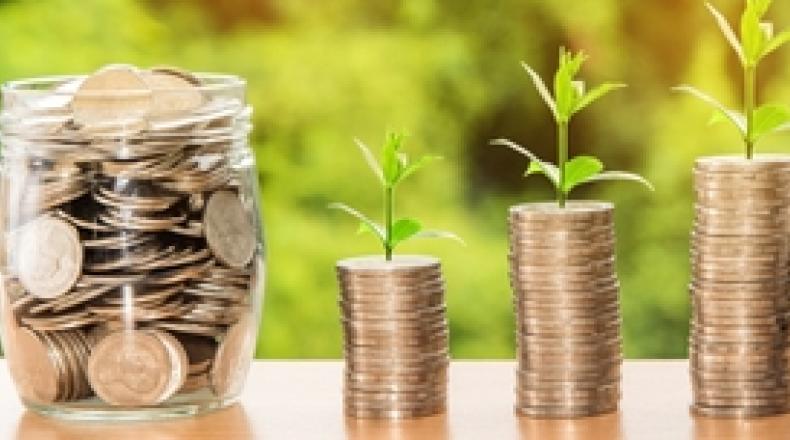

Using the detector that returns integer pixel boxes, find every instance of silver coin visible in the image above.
[15,215,83,299]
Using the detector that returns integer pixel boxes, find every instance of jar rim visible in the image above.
[1,72,246,97]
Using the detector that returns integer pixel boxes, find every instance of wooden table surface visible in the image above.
[3,360,790,439]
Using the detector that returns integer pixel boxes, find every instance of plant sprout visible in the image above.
[329,133,463,261]
[492,48,653,208]
[674,0,790,159]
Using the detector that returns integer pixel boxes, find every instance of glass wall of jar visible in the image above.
[0,65,264,420]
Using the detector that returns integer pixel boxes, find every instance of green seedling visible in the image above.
[675,0,790,159]
[330,132,463,261]
[493,48,653,208]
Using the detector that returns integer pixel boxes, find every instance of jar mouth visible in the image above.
[0,70,250,144]
[1,72,246,96]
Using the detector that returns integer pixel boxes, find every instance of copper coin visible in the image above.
[71,65,152,127]
[7,328,61,404]
[87,329,188,406]
[691,404,783,417]
[210,313,255,399]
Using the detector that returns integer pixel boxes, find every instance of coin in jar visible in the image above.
[142,67,204,119]
[70,64,152,127]
[16,215,82,299]
[7,328,60,404]
[87,329,188,406]
[210,313,255,398]
[204,191,256,268]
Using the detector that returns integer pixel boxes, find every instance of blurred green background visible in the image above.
[2,0,789,359]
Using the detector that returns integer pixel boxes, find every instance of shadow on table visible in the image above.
[694,414,790,440]
[345,413,450,440]
[15,404,255,440]
[516,411,624,440]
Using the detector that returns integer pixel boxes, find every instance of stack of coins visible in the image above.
[508,201,622,418]
[336,256,449,419]
[0,65,261,410]
[690,157,790,417]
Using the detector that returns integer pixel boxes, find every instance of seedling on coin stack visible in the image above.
[492,49,652,418]
[329,133,460,419]
[675,0,790,159]
[674,0,790,418]
[492,48,652,206]
[330,132,461,260]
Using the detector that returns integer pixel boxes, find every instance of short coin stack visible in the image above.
[0,64,261,411]
[508,201,622,418]
[336,256,449,419]
[690,156,789,418]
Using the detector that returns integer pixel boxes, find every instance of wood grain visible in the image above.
[1,360,789,439]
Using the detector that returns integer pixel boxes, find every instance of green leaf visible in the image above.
[708,109,730,126]
[741,7,768,65]
[562,156,604,194]
[381,132,405,186]
[490,139,559,189]
[672,85,746,134]
[750,104,790,143]
[573,82,627,114]
[525,161,544,176]
[763,29,790,56]
[353,138,384,185]
[357,221,385,237]
[398,155,442,184]
[705,3,746,63]
[521,61,558,120]
[413,230,465,245]
[583,171,655,191]
[748,0,772,18]
[553,48,587,122]
[390,218,422,249]
[328,202,386,245]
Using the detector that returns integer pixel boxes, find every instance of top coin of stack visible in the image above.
[0,65,261,410]
[508,201,622,418]
[336,256,449,419]
[689,156,790,418]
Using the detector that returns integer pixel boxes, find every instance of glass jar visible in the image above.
[0,65,264,420]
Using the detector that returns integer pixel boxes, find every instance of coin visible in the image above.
[15,216,82,299]
[6,328,60,404]
[71,64,152,128]
[210,313,255,399]
[204,191,255,269]
[87,329,188,406]
[142,68,204,119]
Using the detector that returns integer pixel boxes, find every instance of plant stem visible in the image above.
[558,120,568,208]
[745,64,756,160]
[384,186,394,261]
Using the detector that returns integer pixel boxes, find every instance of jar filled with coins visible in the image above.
[0,65,264,420]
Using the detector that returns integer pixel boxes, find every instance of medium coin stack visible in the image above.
[690,157,790,418]
[336,256,449,419]
[0,65,260,409]
[508,201,622,418]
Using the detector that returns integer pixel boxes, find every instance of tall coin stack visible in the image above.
[690,157,789,418]
[508,202,622,418]
[0,65,262,416]
[336,256,449,419]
